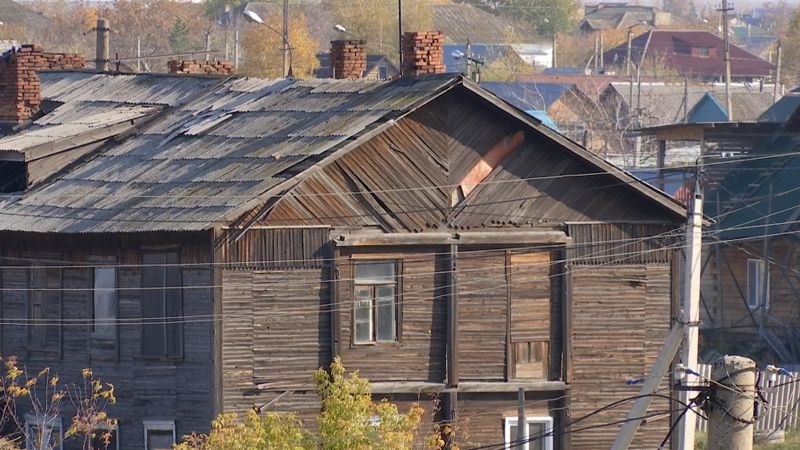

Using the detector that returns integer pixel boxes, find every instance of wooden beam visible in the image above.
[456,381,568,393]
[333,230,569,247]
[447,244,459,387]
[331,244,341,360]
[654,124,705,141]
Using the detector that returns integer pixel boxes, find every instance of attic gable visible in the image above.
[261,84,685,231]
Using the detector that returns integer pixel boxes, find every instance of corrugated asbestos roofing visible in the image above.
[0,72,457,233]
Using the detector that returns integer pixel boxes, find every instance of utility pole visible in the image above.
[95,18,110,72]
[718,0,734,121]
[282,0,289,77]
[465,39,472,80]
[677,186,704,450]
[205,31,211,62]
[708,356,756,450]
[626,28,633,76]
[593,34,599,74]
[773,39,782,104]
[516,388,526,450]
[234,28,239,70]
[599,31,604,72]
[398,0,403,76]
[684,77,689,123]
[136,36,141,72]
[551,32,557,68]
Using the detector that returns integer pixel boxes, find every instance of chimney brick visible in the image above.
[401,31,446,76]
[167,59,234,76]
[330,40,367,79]
[0,45,43,124]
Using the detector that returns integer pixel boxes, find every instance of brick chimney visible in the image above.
[330,40,367,79]
[401,31,446,76]
[167,59,234,75]
[0,45,44,125]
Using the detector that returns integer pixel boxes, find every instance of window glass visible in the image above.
[375,286,396,341]
[146,430,174,450]
[354,288,373,343]
[355,262,395,284]
[747,259,769,309]
[25,415,62,450]
[93,267,117,339]
[142,251,182,358]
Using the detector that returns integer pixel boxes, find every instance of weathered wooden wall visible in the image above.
[702,238,800,360]
[337,246,448,382]
[0,230,215,450]
[567,264,673,449]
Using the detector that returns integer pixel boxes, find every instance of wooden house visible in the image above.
[0,53,687,449]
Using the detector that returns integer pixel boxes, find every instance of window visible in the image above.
[143,421,175,450]
[25,414,63,450]
[141,251,182,358]
[747,259,769,310]
[504,416,553,450]
[93,267,118,340]
[379,65,389,80]
[353,261,398,344]
[514,341,549,379]
[697,47,710,58]
[28,266,61,355]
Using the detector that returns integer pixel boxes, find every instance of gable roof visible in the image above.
[480,82,576,111]
[580,4,663,31]
[687,91,775,123]
[604,30,772,78]
[0,0,49,30]
[605,82,774,126]
[432,3,538,44]
[0,72,686,234]
[759,95,800,123]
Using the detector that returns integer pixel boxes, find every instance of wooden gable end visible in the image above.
[261,84,683,231]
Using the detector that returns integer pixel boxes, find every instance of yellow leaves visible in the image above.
[51,391,65,402]
[49,375,59,386]
[240,12,320,79]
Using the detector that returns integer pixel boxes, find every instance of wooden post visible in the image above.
[626,29,632,76]
[234,28,239,70]
[282,0,289,77]
[516,387,526,450]
[708,356,756,450]
[552,32,557,68]
[96,18,110,72]
[657,140,666,191]
[205,31,211,62]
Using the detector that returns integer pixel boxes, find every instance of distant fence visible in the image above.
[695,363,800,433]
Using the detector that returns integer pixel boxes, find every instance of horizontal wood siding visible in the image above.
[0,231,215,450]
[568,264,672,450]
[338,247,447,382]
[458,250,508,381]
[456,392,562,450]
[567,223,676,265]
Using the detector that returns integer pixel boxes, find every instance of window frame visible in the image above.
[143,420,175,450]
[351,259,401,345]
[503,416,554,450]
[697,47,711,58]
[25,414,63,450]
[140,248,183,360]
[746,258,770,310]
[27,264,62,357]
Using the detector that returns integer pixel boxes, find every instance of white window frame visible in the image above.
[25,414,63,450]
[143,420,175,450]
[747,259,770,310]
[352,260,399,344]
[503,416,553,450]
[93,423,120,450]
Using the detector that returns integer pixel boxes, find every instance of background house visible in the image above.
[0,45,687,449]
[604,30,773,82]
[579,2,671,33]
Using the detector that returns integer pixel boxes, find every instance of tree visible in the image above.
[240,12,319,79]
[465,0,579,36]
[176,357,440,450]
[169,17,192,55]
[780,7,800,85]
[328,0,433,62]
[0,357,117,450]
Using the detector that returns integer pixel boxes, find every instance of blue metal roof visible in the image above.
[688,92,728,123]
[759,95,800,123]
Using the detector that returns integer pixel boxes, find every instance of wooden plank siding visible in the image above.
[0,231,215,450]
[701,237,800,361]
[568,264,673,449]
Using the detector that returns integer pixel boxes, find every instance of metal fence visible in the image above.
[695,363,800,433]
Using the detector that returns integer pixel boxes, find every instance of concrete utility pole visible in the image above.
[398,0,403,76]
[552,32,557,68]
[234,28,239,70]
[626,28,633,76]
[95,18,110,72]
[677,188,704,450]
[516,387,526,450]
[718,0,734,121]
[136,36,141,72]
[282,0,289,77]
[465,39,472,80]
[684,77,689,123]
[708,356,756,450]
[205,31,211,62]
[773,39,782,104]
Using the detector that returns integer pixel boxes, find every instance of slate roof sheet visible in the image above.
[0,72,457,233]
